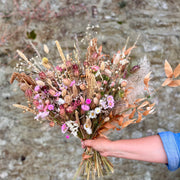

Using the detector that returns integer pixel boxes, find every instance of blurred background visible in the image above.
[0,0,180,179]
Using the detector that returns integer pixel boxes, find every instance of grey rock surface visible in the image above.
[0,0,180,179]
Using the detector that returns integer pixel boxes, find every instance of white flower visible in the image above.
[99,99,108,109]
[95,70,100,77]
[89,110,97,119]
[120,59,129,65]
[83,124,92,135]
[95,107,101,114]
[58,98,65,105]
[65,120,79,137]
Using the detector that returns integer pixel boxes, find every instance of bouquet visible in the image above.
[10,38,180,180]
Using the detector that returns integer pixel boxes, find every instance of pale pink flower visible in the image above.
[61,123,68,134]
[70,80,75,87]
[34,85,40,92]
[107,95,114,102]
[81,104,90,111]
[108,101,114,108]
[48,104,54,111]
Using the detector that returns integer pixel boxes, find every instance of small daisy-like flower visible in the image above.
[99,99,107,109]
[95,107,101,114]
[89,110,97,119]
[58,98,65,105]
[61,123,68,134]
[48,104,54,111]
[83,123,92,135]
[81,104,90,111]
[108,101,114,108]
[107,95,114,102]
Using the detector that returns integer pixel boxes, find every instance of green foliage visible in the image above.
[27,30,37,40]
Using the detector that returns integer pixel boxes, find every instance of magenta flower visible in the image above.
[91,65,99,71]
[86,99,91,104]
[81,104,90,111]
[56,66,63,72]
[54,91,61,97]
[48,104,54,111]
[61,123,68,134]
[66,135,70,139]
[108,101,114,108]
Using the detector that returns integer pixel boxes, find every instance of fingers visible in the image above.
[81,140,93,148]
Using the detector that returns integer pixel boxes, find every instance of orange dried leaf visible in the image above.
[173,64,180,78]
[103,122,116,129]
[82,153,92,160]
[98,45,102,54]
[136,111,142,123]
[149,103,155,108]
[122,119,136,128]
[138,101,149,109]
[124,46,135,55]
[143,110,151,116]
[129,109,136,119]
[168,80,180,87]
[144,72,151,90]
[118,116,124,126]
[164,60,173,78]
[128,104,136,108]
[162,78,172,86]
[135,98,146,103]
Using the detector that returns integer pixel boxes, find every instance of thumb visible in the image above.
[82,140,94,148]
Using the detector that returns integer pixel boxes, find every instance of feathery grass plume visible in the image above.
[13,104,37,114]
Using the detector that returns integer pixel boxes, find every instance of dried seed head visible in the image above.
[100,61,105,71]
[46,71,54,79]
[63,79,71,87]
[85,118,92,128]
[93,97,99,105]
[43,44,49,54]
[80,84,86,90]
[61,89,67,97]
[104,117,110,122]
[64,95,72,104]
[20,83,29,92]
[36,80,45,87]
[72,84,78,98]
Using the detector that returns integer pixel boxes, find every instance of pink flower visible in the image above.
[49,121,55,127]
[81,104,90,111]
[48,104,54,111]
[66,135,70,139]
[34,85,40,92]
[60,108,66,117]
[107,95,114,102]
[66,106,74,113]
[80,96,85,104]
[61,123,68,133]
[70,80,75,87]
[39,72,46,79]
[91,65,99,71]
[54,91,61,97]
[103,80,107,84]
[25,89,32,97]
[86,99,91,104]
[56,66,63,72]
[108,101,114,108]
[110,81,115,87]
[34,94,40,99]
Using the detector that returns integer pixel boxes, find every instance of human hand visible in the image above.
[81,137,114,157]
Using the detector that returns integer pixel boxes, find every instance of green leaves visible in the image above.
[27,30,37,40]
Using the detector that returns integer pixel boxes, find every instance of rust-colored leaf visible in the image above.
[136,111,142,123]
[144,72,151,90]
[149,103,155,108]
[162,78,172,86]
[168,80,180,87]
[118,116,124,126]
[82,153,92,160]
[138,101,149,109]
[121,119,136,128]
[103,122,116,129]
[143,110,151,116]
[129,109,136,119]
[98,45,102,54]
[124,46,135,56]
[164,60,173,78]
[128,104,136,108]
[135,98,146,103]
[173,64,180,78]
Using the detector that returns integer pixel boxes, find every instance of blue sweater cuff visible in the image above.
[159,131,180,171]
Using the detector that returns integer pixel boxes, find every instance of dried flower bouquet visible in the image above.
[10,38,180,180]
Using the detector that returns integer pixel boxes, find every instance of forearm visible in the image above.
[109,135,168,164]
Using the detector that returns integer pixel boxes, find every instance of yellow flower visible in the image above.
[42,57,49,64]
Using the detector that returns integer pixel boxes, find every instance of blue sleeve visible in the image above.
[158,131,180,171]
